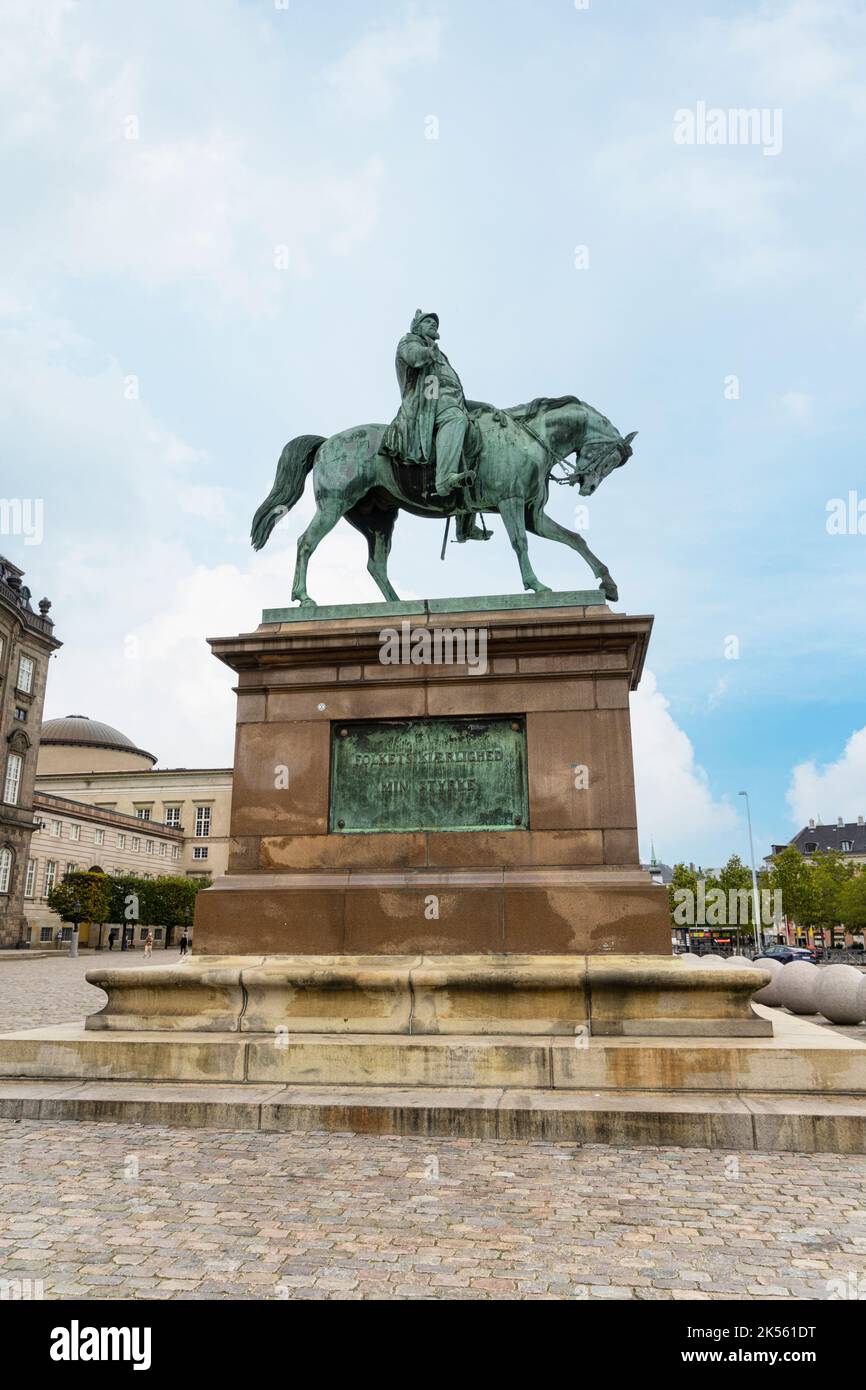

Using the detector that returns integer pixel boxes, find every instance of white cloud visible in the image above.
[326,13,442,119]
[45,529,388,769]
[631,670,740,864]
[780,390,813,423]
[787,726,866,826]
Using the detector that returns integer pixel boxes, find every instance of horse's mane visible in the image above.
[509,394,581,420]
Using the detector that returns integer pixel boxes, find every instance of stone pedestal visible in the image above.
[194,592,670,956]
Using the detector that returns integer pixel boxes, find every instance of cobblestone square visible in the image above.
[1,955,865,1301]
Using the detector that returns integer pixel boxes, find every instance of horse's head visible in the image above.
[573,428,637,496]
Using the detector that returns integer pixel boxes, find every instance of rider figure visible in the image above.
[382,310,472,497]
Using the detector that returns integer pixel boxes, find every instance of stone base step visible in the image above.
[1,1010,865,1092]
[2,1078,866,1151]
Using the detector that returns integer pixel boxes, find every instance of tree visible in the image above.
[838,871,866,937]
[47,871,111,929]
[802,851,854,931]
[668,863,699,924]
[138,876,204,929]
[765,845,814,928]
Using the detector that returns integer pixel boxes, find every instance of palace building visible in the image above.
[0,555,61,947]
[28,714,232,947]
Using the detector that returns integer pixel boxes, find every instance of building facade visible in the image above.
[32,715,231,946]
[769,816,866,870]
[26,791,183,947]
[0,556,60,947]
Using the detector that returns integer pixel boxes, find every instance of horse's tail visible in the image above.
[251,434,325,550]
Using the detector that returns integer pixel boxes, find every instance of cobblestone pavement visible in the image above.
[1,956,865,1301]
[0,950,182,1033]
[0,1121,864,1300]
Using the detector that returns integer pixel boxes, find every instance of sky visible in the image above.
[1,0,865,869]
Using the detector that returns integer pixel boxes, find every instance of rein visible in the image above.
[516,416,582,486]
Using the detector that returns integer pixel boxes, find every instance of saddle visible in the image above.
[385,412,484,509]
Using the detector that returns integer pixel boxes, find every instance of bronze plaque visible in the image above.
[330,716,528,833]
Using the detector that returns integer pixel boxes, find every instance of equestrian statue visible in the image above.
[251,309,636,606]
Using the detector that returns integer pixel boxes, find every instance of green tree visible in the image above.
[138,876,205,929]
[47,871,111,928]
[668,862,699,924]
[765,845,814,928]
[802,850,854,931]
[838,870,866,937]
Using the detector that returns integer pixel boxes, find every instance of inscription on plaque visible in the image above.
[329,716,529,833]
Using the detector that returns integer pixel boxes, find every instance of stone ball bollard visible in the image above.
[696,954,725,967]
[751,956,784,1004]
[726,954,756,969]
[815,964,866,1025]
[776,960,821,1014]
[676,952,701,963]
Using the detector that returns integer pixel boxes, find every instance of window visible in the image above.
[16,654,34,693]
[3,753,23,806]
[14,706,27,722]
[65,862,77,877]
[24,859,36,898]
[39,926,52,943]
[193,846,209,861]
[44,861,57,894]
[135,807,152,821]
[164,806,182,827]
[131,837,140,852]
[145,840,154,855]
[69,824,80,842]
[50,820,62,838]
[94,828,105,846]
[194,805,211,838]
[804,841,817,853]
[841,840,853,853]
[171,846,179,860]
[154,928,163,941]
[0,635,4,664]
[158,842,166,857]
[117,833,126,849]
[0,847,12,893]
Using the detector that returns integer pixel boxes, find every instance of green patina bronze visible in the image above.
[330,716,529,834]
[262,588,605,625]
[252,309,637,607]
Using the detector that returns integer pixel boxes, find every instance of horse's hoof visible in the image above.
[600,577,618,602]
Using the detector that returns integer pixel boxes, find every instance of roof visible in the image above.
[777,821,866,857]
[33,791,183,837]
[40,715,156,764]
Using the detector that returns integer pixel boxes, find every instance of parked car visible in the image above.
[755,944,821,966]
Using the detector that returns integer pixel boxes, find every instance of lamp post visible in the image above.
[738,790,763,954]
[69,896,81,958]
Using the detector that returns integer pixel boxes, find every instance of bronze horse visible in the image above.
[252,396,635,605]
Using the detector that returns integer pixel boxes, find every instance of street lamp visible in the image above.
[69,896,81,958]
[738,791,763,954]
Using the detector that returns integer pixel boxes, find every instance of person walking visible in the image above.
[144,931,154,959]
[179,929,189,957]
[108,928,117,951]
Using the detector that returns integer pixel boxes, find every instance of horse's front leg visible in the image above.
[528,509,618,602]
[498,497,550,594]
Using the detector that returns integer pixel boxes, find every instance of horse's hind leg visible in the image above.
[291,498,343,605]
[346,505,400,602]
[498,497,550,594]
[528,509,618,601]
